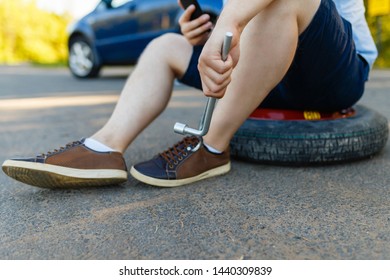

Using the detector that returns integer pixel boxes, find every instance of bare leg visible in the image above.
[92,34,194,153]
[203,0,321,151]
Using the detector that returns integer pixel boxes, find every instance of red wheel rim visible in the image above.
[249,108,356,121]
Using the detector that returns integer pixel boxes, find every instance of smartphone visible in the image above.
[181,0,204,20]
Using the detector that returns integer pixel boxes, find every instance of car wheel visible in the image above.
[230,105,389,165]
[68,36,101,78]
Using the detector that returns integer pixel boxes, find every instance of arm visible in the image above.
[198,0,274,98]
[217,0,273,34]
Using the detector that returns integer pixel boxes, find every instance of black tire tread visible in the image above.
[230,105,389,165]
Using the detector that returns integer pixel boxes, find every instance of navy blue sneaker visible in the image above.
[130,136,230,187]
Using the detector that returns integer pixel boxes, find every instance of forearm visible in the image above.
[216,0,274,34]
[197,0,275,98]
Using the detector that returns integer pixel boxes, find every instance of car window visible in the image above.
[111,0,134,8]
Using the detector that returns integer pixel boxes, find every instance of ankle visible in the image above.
[84,138,117,152]
[203,142,223,154]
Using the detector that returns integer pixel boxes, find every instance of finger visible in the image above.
[199,55,233,76]
[178,4,196,24]
[177,0,183,9]
[180,13,210,33]
[200,68,233,97]
[201,63,233,85]
[201,80,229,99]
[205,70,233,93]
[184,21,213,39]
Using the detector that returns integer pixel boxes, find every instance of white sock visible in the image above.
[203,142,223,154]
[84,138,116,152]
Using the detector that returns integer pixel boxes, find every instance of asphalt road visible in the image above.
[0,65,389,260]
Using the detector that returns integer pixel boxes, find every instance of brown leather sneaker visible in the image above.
[2,139,128,188]
[130,136,231,187]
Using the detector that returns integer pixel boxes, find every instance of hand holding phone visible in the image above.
[179,0,212,45]
[181,0,204,20]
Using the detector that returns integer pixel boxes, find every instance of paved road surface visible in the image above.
[0,65,389,259]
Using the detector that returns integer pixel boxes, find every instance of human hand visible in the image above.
[178,1,213,46]
[198,31,239,98]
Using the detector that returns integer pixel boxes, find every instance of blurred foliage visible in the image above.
[364,0,390,68]
[367,14,390,68]
[0,0,72,64]
[0,0,389,67]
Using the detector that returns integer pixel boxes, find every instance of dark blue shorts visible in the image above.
[178,0,370,111]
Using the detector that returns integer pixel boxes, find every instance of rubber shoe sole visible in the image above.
[2,160,128,189]
[130,162,231,187]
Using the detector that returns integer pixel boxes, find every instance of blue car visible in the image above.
[68,0,222,78]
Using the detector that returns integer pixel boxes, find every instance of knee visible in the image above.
[146,33,188,55]
[249,0,320,34]
[143,33,193,74]
[259,0,299,20]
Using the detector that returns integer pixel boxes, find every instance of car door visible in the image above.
[91,0,180,64]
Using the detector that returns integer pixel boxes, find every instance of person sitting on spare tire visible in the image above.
[2,0,378,188]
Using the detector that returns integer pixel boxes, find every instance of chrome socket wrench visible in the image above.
[174,32,233,151]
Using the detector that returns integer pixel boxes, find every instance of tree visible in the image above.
[364,0,390,67]
[0,0,72,64]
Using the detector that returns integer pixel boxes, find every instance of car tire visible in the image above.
[230,105,389,165]
[68,36,101,78]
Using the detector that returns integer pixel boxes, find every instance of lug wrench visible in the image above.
[174,32,233,151]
